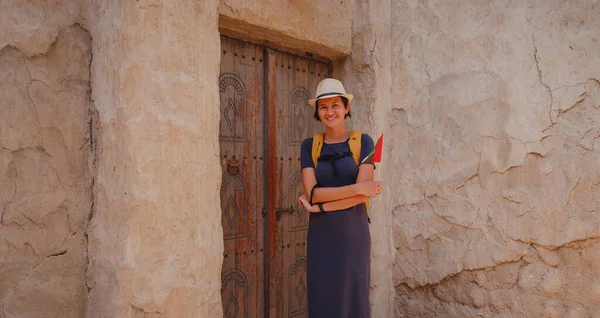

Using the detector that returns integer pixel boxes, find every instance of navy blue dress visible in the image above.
[300,134,374,318]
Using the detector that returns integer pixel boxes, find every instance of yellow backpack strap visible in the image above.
[311,133,325,169]
[349,130,362,165]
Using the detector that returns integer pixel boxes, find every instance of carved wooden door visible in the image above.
[219,36,331,318]
[265,49,330,318]
[219,36,266,318]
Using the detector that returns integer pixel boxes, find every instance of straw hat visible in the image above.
[308,78,354,107]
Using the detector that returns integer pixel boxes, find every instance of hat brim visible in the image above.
[308,93,354,107]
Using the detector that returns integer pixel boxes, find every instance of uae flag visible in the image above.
[362,133,384,163]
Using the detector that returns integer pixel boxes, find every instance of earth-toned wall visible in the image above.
[219,0,352,60]
[85,1,225,316]
[0,1,92,316]
[389,1,600,316]
[4,0,597,317]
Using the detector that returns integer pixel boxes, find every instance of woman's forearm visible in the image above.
[320,195,369,212]
[311,184,363,203]
[298,194,370,213]
[302,165,378,204]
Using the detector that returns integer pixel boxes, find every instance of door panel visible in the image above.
[219,36,331,318]
[219,36,265,318]
[266,49,331,318]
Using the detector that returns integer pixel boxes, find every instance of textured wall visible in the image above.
[219,0,352,60]
[6,0,598,317]
[85,1,225,317]
[389,1,600,316]
[0,14,92,318]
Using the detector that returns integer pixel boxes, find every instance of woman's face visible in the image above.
[316,96,349,128]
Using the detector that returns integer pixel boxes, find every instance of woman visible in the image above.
[298,78,382,318]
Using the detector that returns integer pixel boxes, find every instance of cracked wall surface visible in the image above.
[4,0,598,317]
[389,1,600,316]
[219,0,352,60]
[85,1,225,316]
[395,239,600,317]
[0,23,92,318]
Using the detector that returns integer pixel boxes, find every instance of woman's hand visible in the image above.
[358,181,382,197]
[298,194,319,213]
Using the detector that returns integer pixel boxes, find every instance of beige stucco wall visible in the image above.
[388,1,600,316]
[219,0,352,61]
[1,1,92,317]
[3,0,599,317]
[85,1,225,316]
[1,0,227,317]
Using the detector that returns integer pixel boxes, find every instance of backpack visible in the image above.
[311,130,371,212]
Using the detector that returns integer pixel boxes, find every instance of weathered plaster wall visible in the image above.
[219,0,352,60]
[389,1,600,316]
[0,1,92,316]
[10,0,598,317]
[85,1,224,317]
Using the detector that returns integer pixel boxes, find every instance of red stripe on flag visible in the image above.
[371,133,384,162]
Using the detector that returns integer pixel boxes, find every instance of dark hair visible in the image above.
[313,96,351,121]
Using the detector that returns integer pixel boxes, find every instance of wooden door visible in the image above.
[266,49,331,318]
[219,36,331,318]
[219,36,266,318]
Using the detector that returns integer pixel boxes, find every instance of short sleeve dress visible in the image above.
[300,133,374,318]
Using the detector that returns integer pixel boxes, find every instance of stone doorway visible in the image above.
[218,35,331,318]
